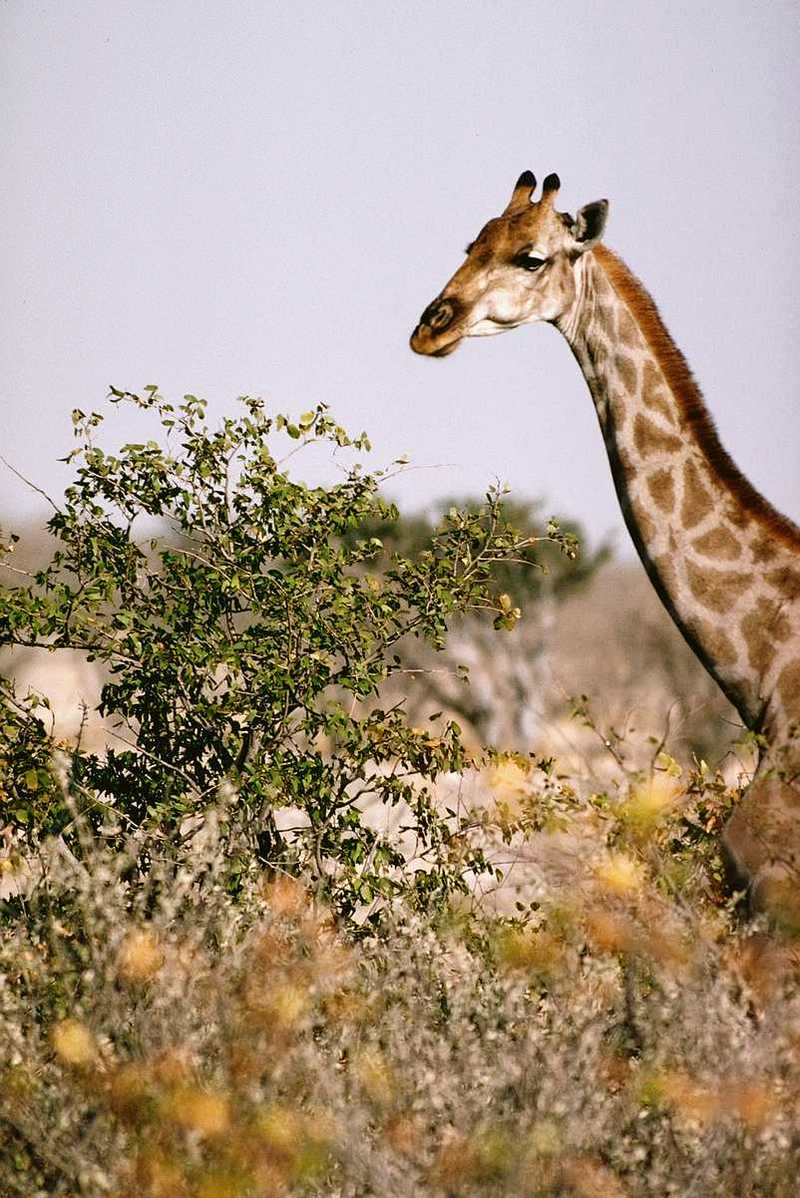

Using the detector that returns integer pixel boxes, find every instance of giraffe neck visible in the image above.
[555,246,800,745]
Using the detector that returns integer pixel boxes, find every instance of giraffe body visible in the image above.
[411,172,800,923]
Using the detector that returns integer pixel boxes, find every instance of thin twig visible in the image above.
[105,728,204,796]
[0,455,59,511]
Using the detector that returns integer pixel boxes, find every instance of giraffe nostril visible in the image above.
[421,299,455,331]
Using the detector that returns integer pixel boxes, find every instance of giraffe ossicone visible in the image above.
[411,170,800,929]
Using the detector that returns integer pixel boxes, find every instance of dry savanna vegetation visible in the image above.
[1,390,798,1196]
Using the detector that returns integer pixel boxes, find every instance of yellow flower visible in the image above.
[594,852,645,895]
[257,1104,304,1157]
[52,1019,95,1067]
[169,1087,230,1137]
[584,908,638,955]
[495,928,563,976]
[488,758,530,804]
[527,1119,561,1157]
[118,929,164,984]
[246,981,310,1032]
[620,774,681,832]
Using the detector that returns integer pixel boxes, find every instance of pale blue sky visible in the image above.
[2,1,798,552]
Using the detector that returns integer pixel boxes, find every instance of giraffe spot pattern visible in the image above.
[642,360,677,427]
[613,436,635,475]
[680,459,714,529]
[692,526,742,561]
[593,271,614,303]
[610,388,629,411]
[654,552,678,594]
[646,468,675,513]
[766,567,800,602]
[586,332,609,369]
[751,533,778,564]
[686,559,753,614]
[635,505,657,544]
[616,307,639,348]
[741,598,792,675]
[614,353,638,393]
[723,501,750,529]
[686,616,739,667]
[633,413,682,458]
[594,303,616,339]
[778,659,800,715]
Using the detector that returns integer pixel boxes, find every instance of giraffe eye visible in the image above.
[515,251,546,271]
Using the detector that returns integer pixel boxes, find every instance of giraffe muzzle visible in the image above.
[420,298,458,331]
[410,297,464,356]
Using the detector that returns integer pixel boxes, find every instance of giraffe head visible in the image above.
[410,171,608,357]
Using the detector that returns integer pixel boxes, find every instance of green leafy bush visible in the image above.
[0,389,571,915]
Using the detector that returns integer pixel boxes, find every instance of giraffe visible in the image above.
[410,170,800,926]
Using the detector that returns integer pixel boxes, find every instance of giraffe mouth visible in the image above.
[409,324,464,357]
[431,337,463,357]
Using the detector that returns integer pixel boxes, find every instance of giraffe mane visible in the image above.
[593,244,800,552]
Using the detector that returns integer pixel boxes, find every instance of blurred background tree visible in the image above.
[346,498,608,748]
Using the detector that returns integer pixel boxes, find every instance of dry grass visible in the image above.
[2,757,799,1198]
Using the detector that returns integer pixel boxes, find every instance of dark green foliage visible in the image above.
[345,494,608,610]
[0,679,67,834]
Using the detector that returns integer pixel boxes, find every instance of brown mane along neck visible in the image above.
[592,243,800,552]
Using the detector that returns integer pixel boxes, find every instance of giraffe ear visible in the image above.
[574,200,609,249]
